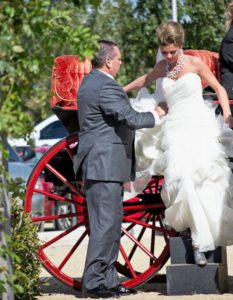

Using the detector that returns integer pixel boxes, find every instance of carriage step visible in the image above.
[167,236,229,295]
[167,263,229,295]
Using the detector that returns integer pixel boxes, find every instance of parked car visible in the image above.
[7,143,45,231]
[26,145,77,231]
[8,121,76,231]
[8,115,68,149]
[31,115,68,146]
[13,145,36,161]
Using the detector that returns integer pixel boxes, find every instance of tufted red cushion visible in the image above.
[184,49,220,88]
[51,55,92,110]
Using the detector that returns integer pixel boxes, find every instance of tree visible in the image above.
[0,0,99,141]
[180,0,229,51]
[87,0,171,88]
[0,1,100,297]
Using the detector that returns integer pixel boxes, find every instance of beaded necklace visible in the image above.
[166,50,185,79]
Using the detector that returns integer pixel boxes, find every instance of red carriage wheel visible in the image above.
[25,134,176,290]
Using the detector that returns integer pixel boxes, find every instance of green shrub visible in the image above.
[0,230,24,296]
[10,197,41,299]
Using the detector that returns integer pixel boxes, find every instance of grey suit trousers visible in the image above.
[82,179,123,290]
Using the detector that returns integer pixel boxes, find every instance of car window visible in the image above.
[7,143,21,162]
[40,121,68,140]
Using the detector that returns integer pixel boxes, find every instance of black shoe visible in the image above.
[111,284,137,296]
[82,283,119,298]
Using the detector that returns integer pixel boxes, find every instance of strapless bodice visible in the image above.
[159,72,204,113]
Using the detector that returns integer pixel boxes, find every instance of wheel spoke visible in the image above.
[33,189,84,206]
[41,221,85,250]
[121,227,157,262]
[119,244,137,278]
[157,213,168,242]
[32,212,84,222]
[121,211,147,238]
[58,228,88,270]
[123,215,171,235]
[45,163,82,196]
[127,214,151,263]
[150,214,156,265]
[123,202,164,212]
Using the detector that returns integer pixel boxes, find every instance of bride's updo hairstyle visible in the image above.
[156,21,184,47]
[225,1,233,31]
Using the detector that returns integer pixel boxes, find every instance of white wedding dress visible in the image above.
[125,72,233,252]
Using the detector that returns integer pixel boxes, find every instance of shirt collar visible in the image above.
[98,69,114,80]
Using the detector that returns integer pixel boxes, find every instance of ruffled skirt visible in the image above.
[124,88,233,251]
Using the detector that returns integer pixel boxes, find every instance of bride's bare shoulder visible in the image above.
[185,55,203,69]
[185,54,203,67]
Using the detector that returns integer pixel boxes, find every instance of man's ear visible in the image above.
[105,58,111,68]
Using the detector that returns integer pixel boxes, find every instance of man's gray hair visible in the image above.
[92,40,118,68]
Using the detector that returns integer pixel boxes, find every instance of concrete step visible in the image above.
[167,263,229,295]
[167,236,229,295]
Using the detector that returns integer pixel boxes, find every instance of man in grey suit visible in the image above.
[74,40,160,298]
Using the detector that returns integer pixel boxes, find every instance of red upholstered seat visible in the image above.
[184,49,220,88]
[51,55,92,110]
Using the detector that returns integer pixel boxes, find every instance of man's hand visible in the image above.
[226,115,233,128]
[156,102,168,118]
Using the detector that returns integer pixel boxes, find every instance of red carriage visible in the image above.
[24,50,230,290]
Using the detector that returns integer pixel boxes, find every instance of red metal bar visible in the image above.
[123,215,172,235]
[33,188,84,206]
[150,215,156,266]
[32,212,83,222]
[123,203,164,212]
[58,228,88,270]
[121,212,148,239]
[127,214,151,262]
[41,221,85,250]
[119,244,137,278]
[121,227,157,261]
[45,163,82,196]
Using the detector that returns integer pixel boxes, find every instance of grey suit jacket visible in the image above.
[73,69,155,182]
[219,26,233,99]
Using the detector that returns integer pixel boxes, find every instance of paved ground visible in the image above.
[36,230,233,300]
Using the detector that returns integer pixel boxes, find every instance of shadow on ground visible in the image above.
[39,275,233,297]
[228,276,233,293]
[40,277,82,297]
[39,275,167,297]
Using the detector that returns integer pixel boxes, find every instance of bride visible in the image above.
[123,21,233,266]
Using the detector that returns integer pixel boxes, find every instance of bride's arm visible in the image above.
[123,62,164,93]
[196,57,233,126]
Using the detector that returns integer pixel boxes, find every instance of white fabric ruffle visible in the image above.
[124,73,233,251]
